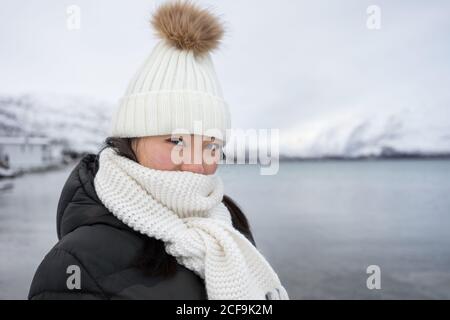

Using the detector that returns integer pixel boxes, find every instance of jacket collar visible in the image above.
[56,152,132,239]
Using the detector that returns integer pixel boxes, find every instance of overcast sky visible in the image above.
[1,0,449,155]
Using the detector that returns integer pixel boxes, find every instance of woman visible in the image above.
[28,1,289,300]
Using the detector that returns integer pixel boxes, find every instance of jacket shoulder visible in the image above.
[29,223,143,299]
[28,244,107,300]
[29,224,206,300]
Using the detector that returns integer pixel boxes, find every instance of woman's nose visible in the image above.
[181,163,205,174]
[179,143,207,174]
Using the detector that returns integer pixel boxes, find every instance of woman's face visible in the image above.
[131,134,223,175]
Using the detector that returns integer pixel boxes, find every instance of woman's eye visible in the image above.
[206,143,221,152]
[167,138,185,147]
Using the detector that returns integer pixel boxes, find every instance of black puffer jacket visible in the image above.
[28,153,256,300]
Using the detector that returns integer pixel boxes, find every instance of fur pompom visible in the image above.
[151,1,224,56]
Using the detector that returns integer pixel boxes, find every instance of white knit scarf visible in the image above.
[93,147,289,300]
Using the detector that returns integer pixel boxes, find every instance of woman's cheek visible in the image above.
[204,163,218,175]
[150,147,180,170]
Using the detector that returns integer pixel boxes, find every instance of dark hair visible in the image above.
[98,137,254,278]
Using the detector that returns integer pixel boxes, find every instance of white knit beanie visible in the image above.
[110,1,231,142]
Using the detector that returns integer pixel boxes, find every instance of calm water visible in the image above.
[1,160,450,299]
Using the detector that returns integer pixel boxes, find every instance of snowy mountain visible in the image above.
[0,93,114,154]
[1,93,449,159]
[278,107,450,159]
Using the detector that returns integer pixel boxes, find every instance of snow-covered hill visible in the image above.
[1,93,449,159]
[279,107,450,158]
[0,93,113,154]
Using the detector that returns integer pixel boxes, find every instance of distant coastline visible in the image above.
[279,148,450,162]
[228,146,450,163]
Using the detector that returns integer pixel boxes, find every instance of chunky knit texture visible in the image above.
[93,147,289,300]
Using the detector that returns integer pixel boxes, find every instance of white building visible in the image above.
[0,136,65,172]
